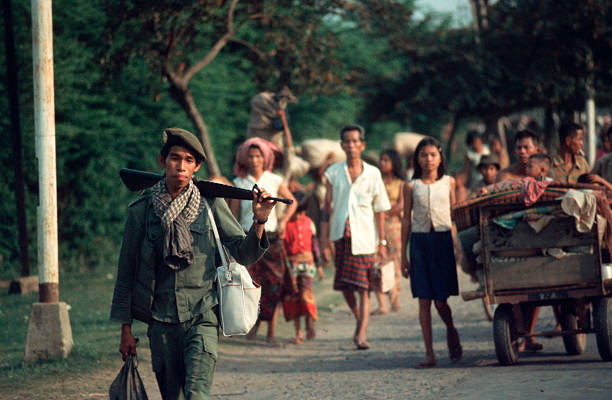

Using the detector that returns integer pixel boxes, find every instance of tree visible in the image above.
[360,0,612,151]
[3,0,30,276]
[101,0,348,177]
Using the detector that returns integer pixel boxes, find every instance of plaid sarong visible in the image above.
[247,235,290,321]
[333,219,375,291]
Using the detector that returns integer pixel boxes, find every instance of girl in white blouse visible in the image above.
[401,137,462,369]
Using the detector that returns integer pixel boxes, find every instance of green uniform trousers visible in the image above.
[149,309,219,400]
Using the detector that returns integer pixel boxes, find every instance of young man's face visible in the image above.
[565,130,584,156]
[158,145,201,190]
[341,129,366,159]
[479,164,498,184]
[514,137,538,165]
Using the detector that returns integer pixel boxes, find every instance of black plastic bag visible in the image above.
[109,354,149,400]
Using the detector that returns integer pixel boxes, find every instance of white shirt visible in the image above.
[325,161,391,255]
[411,175,453,233]
[233,171,283,232]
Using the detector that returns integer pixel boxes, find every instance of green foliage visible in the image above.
[361,0,612,123]
[3,0,612,275]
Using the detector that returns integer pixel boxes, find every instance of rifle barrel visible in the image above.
[119,168,293,204]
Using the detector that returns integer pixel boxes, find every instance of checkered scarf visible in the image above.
[151,177,203,270]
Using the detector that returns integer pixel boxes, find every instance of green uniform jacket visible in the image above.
[110,194,269,325]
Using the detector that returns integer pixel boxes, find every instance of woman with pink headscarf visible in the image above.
[230,137,297,346]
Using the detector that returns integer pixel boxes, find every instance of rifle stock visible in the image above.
[119,168,293,204]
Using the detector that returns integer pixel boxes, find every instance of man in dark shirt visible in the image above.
[551,122,591,183]
[111,128,276,399]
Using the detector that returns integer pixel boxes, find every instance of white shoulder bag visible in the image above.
[204,200,261,336]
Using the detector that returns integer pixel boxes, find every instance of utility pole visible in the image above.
[24,0,73,364]
[585,50,596,166]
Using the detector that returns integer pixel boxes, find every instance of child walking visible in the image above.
[283,192,325,344]
[401,137,462,368]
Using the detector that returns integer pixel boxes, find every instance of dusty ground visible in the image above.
[140,273,612,400]
[6,272,612,399]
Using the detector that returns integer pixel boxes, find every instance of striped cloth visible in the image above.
[333,219,375,291]
[453,185,575,232]
[151,177,203,269]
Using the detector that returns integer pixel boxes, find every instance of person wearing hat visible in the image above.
[110,128,277,399]
[474,153,501,191]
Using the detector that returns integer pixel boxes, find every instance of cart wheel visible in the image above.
[559,311,586,355]
[594,297,612,361]
[482,297,495,321]
[493,304,519,365]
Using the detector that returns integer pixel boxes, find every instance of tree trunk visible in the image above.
[469,0,481,44]
[3,0,30,276]
[543,105,558,154]
[168,83,222,177]
[483,115,500,142]
[443,114,459,162]
[496,117,511,169]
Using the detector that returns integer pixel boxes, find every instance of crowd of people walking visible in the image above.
[231,120,612,367]
[112,119,612,398]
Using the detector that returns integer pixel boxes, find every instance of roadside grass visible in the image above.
[0,265,343,398]
[0,269,148,398]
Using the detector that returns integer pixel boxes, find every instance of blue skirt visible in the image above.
[409,231,459,301]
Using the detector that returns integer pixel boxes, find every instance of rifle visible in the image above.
[119,168,293,204]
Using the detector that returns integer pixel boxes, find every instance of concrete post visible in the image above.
[24,0,73,365]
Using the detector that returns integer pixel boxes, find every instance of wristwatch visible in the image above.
[253,216,268,225]
[379,239,387,246]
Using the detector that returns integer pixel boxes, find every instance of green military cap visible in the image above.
[162,127,207,162]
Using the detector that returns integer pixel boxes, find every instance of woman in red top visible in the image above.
[283,192,324,343]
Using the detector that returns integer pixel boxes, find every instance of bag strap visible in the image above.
[203,198,230,268]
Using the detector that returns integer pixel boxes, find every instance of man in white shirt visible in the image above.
[320,125,391,350]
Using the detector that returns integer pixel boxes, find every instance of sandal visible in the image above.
[371,309,388,316]
[356,341,371,350]
[291,337,304,345]
[522,340,543,352]
[306,328,316,340]
[447,327,463,363]
[414,358,437,369]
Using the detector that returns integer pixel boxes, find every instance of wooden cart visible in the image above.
[476,201,612,365]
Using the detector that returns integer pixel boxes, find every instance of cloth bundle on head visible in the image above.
[233,137,281,178]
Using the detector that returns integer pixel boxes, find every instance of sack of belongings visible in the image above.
[109,353,148,400]
[297,139,345,169]
[393,132,426,159]
[247,88,297,147]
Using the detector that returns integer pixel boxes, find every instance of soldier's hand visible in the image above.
[252,187,277,222]
[120,324,137,361]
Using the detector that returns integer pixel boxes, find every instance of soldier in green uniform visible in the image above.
[110,128,276,399]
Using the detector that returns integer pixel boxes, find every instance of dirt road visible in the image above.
[126,273,612,400]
